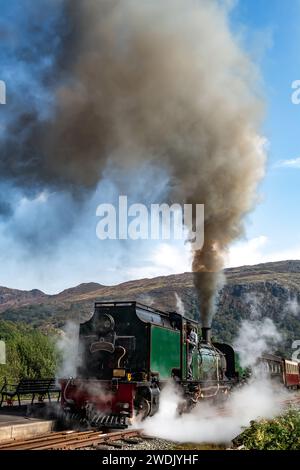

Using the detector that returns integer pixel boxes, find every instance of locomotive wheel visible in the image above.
[136,397,151,419]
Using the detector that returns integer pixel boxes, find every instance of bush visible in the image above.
[0,320,58,386]
[234,410,300,450]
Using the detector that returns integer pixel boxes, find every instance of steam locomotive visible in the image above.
[60,301,238,428]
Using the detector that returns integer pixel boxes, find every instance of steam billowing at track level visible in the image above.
[0,0,266,323]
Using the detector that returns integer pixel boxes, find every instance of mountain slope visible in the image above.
[1,260,300,355]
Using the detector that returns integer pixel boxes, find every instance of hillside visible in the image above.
[1,260,300,355]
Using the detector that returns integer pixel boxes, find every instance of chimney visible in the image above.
[201,327,211,343]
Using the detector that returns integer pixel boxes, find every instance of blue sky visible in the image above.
[0,0,300,293]
[228,0,300,265]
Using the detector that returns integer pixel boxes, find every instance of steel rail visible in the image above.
[39,430,142,450]
[0,429,142,451]
[0,430,99,450]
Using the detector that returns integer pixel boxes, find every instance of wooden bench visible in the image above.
[0,378,61,407]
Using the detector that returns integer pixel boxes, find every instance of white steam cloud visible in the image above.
[233,318,281,369]
[285,295,300,317]
[56,322,80,377]
[141,319,286,445]
[175,293,185,316]
[141,380,285,444]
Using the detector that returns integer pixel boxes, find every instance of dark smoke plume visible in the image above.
[1,0,266,326]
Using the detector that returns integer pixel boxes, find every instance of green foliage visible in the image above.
[234,410,300,450]
[0,320,58,386]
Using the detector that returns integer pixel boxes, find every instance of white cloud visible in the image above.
[127,233,300,283]
[226,235,300,268]
[152,243,191,271]
[125,242,191,280]
[267,245,300,262]
[226,236,269,267]
[275,157,300,169]
[19,190,50,207]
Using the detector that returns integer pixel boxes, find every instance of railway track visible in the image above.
[280,394,300,407]
[1,394,299,450]
[0,428,143,450]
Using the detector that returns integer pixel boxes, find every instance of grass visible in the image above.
[173,443,227,450]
